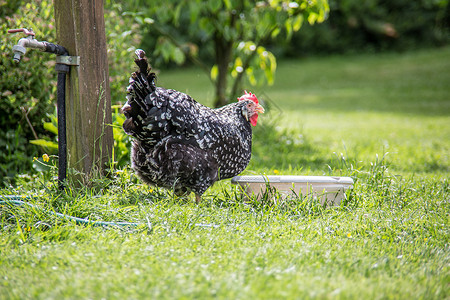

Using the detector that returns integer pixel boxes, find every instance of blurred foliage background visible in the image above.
[0,0,448,186]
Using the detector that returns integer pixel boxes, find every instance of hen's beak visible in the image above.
[256,103,265,114]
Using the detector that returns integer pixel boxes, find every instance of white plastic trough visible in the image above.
[231,175,354,206]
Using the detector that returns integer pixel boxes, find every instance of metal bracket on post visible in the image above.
[56,55,80,66]
[56,55,80,74]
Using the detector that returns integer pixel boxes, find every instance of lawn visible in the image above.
[1,47,449,299]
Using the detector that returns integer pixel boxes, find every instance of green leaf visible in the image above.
[30,139,58,150]
[267,51,277,73]
[246,67,257,85]
[208,0,222,13]
[199,17,214,35]
[293,15,304,32]
[157,37,173,62]
[307,12,319,24]
[144,17,154,24]
[223,0,232,9]
[172,47,185,65]
[235,56,243,67]
[173,3,183,25]
[210,65,218,81]
[271,27,281,38]
[134,16,143,25]
[189,2,201,23]
[285,18,293,39]
[43,121,58,135]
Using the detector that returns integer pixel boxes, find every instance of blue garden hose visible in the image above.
[0,195,140,227]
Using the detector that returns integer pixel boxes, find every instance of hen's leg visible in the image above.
[195,194,202,204]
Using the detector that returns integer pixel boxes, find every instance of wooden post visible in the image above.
[54,0,113,183]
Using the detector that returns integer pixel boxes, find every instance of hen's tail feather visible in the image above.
[123,49,164,140]
[134,49,157,93]
[126,49,158,116]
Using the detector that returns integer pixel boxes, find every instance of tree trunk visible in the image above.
[54,0,113,184]
[213,34,233,108]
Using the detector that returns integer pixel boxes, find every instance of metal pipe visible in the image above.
[57,72,67,189]
[8,28,70,189]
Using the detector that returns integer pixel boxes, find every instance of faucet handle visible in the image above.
[7,28,35,36]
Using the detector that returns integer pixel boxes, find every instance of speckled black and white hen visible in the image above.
[122,49,264,203]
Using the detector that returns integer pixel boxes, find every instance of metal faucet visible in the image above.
[7,28,48,63]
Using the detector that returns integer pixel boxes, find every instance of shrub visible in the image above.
[283,0,449,55]
[0,1,57,186]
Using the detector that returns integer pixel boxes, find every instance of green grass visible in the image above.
[1,47,449,299]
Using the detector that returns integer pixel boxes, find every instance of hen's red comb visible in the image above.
[237,91,258,104]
